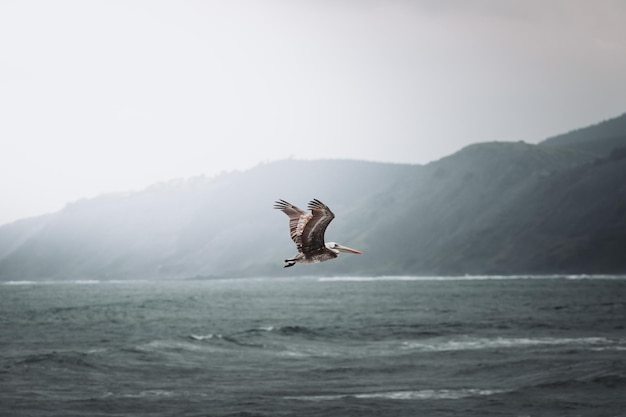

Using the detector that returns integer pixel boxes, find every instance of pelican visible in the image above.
[274,199,362,268]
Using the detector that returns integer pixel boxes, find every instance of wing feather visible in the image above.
[301,199,335,253]
[274,199,311,252]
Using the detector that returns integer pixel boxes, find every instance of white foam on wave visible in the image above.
[103,389,177,399]
[402,336,621,352]
[189,334,222,341]
[355,388,507,400]
[318,276,431,282]
[318,275,626,282]
[590,345,626,351]
[287,388,506,401]
[4,275,623,286]
[2,279,150,285]
[136,339,208,353]
[277,343,342,358]
[319,276,500,282]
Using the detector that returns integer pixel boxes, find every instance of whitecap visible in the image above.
[189,334,222,341]
[354,388,507,400]
[401,336,620,352]
[317,275,626,282]
[136,339,207,352]
[3,280,38,285]
[103,390,176,399]
[287,388,506,401]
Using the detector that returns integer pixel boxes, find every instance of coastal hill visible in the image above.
[1,114,625,280]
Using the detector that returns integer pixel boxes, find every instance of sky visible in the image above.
[1,0,626,226]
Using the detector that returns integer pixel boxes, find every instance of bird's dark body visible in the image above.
[286,247,338,266]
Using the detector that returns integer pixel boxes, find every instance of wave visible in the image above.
[401,336,624,352]
[188,333,265,348]
[192,325,317,340]
[2,279,149,286]
[286,388,507,401]
[4,275,624,286]
[187,325,331,357]
[131,339,215,355]
[186,329,626,358]
[260,325,319,336]
[13,351,97,369]
[535,373,626,390]
[2,279,101,285]
[189,333,221,341]
[102,389,177,399]
[586,374,626,389]
[275,325,318,336]
[318,274,626,282]
[180,331,626,361]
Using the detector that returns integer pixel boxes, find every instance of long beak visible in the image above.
[336,244,362,254]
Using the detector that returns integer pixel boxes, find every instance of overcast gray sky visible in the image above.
[1,0,626,226]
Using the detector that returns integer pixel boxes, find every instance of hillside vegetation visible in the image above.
[1,114,625,280]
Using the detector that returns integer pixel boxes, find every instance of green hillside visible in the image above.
[1,114,625,280]
[540,113,626,157]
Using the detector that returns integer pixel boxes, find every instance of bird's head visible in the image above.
[325,242,362,255]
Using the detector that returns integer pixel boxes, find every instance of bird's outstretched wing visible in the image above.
[274,199,312,252]
[301,199,335,253]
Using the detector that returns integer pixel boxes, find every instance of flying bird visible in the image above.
[274,199,362,268]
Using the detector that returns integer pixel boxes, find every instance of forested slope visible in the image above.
[1,114,625,280]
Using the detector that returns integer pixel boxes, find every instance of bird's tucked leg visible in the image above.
[284,259,296,268]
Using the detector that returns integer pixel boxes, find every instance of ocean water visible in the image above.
[1,276,625,417]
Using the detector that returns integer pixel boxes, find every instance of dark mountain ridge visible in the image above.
[1,114,625,280]
[541,112,626,157]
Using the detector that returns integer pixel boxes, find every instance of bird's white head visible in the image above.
[325,242,362,255]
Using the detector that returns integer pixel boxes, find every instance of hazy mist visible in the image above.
[2,0,626,225]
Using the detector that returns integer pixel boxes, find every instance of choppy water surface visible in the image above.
[1,276,625,416]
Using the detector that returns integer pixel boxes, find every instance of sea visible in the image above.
[1,275,625,417]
